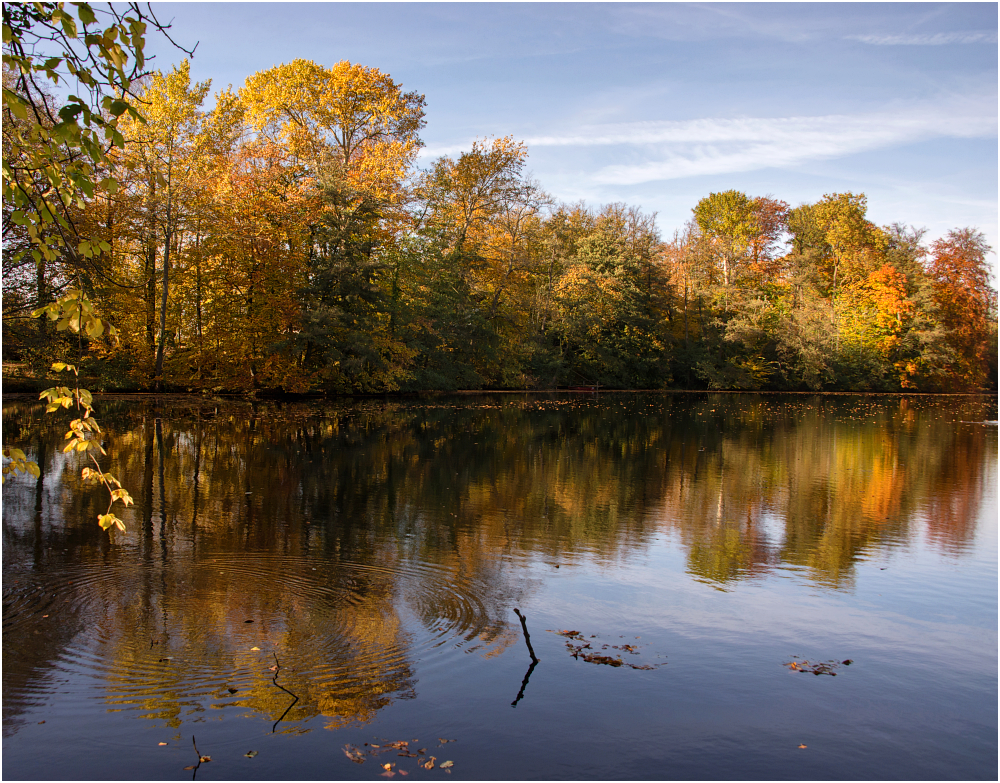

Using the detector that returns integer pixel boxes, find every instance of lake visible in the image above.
[2,392,997,780]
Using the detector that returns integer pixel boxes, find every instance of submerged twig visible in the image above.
[513,608,539,663]
[270,652,299,733]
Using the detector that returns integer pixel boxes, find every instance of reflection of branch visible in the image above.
[510,658,538,708]
[270,653,299,733]
[185,735,205,779]
[513,608,539,663]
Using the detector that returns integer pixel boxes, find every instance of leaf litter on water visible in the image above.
[547,629,666,669]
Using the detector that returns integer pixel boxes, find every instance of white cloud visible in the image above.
[847,31,998,45]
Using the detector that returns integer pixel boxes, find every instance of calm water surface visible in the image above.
[2,392,997,780]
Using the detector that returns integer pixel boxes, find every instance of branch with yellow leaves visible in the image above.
[27,289,133,532]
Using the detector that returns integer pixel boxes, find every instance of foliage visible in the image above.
[927,228,997,390]
[2,2,188,528]
[4,42,996,394]
[32,290,134,530]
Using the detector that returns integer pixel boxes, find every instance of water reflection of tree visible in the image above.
[2,393,994,733]
[651,395,995,586]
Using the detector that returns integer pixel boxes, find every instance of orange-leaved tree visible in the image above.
[926,228,997,390]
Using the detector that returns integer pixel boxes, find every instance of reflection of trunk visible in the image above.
[142,415,155,552]
[191,412,202,532]
[156,417,167,563]
[243,410,258,544]
[32,437,46,565]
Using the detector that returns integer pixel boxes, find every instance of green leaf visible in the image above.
[5,92,27,121]
[76,4,97,26]
[54,10,79,38]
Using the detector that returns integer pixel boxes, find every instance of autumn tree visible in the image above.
[240,59,425,392]
[926,228,998,390]
[547,203,667,387]
[692,190,788,289]
[788,192,888,296]
[413,137,540,386]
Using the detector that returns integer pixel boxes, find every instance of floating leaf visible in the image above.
[343,745,366,764]
[158,742,168,746]
[245,750,258,758]
[440,760,454,769]
[199,756,211,763]
[798,744,807,749]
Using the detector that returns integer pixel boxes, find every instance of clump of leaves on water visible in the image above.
[548,630,665,669]
[784,657,853,676]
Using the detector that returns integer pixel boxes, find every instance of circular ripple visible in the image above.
[3,553,507,730]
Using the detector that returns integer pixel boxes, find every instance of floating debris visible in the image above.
[343,744,366,764]
[784,657,853,676]
[547,629,665,669]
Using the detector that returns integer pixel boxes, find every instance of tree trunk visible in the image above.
[154,209,171,392]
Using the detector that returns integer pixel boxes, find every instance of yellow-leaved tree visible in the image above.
[238,59,426,392]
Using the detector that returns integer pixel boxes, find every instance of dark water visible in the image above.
[2,392,996,780]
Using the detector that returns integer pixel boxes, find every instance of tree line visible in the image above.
[5,54,997,393]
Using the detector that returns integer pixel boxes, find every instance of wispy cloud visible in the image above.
[847,31,998,45]
[420,100,997,185]
[587,106,996,184]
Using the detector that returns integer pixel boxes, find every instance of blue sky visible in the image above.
[145,2,998,269]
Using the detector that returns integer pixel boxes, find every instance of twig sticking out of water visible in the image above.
[513,608,539,663]
[270,652,299,733]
